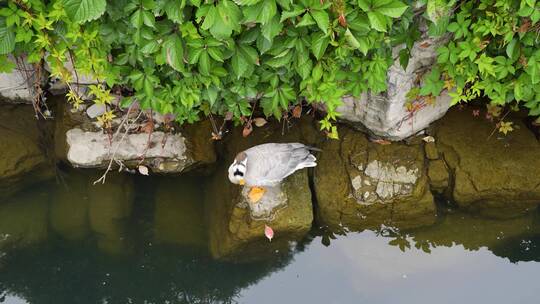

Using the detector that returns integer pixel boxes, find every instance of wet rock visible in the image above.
[427,159,449,193]
[88,173,134,254]
[0,189,50,250]
[0,56,41,103]
[55,101,216,174]
[314,126,436,231]
[206,167,312,261]
[424,142,439,160]
[337,29,451,141]
[153,177,207,248]
[50,170,91,241]
[206,119,318,261]
[85,103,106,118]
[434,108,540,218]
[0,104,54,198]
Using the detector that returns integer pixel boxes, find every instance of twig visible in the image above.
[93,103,141,184]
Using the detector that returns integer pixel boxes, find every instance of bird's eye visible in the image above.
[234,169,244,177]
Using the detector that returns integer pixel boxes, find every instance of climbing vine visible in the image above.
[0,0,416,139]
[1,0,540,137]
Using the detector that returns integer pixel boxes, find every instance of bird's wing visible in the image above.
[245,143,316,185]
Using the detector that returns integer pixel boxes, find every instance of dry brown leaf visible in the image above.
[372,139,392,145]
[253,117,267,127]
[242,122,253,137]
[292,105,302,118]
[141,120,154,134]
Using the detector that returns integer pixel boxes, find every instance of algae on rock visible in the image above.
[0,104,55,199]
[205,120,318,261]
[434,109,540,218]
[314,126,436,231]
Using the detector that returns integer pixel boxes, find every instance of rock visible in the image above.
[88,173,134,254]
[424,142,439,160]
[206,166,313,261]
[85,103,107,118]
[0,56,41,103]
[45,56,98,98]
[428,159,449,193]
[434,108,540,218]
[337,30,452,141]
[314,126,436,231]
[153,177,207,248]
[206,120,318,261]
[0,188,49,250]
[66,128,189,168]
[0,104,55,198]
[56,101,217,174]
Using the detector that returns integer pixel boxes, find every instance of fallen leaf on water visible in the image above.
[372,139,391,145]
[264,225,274,242]
[242,122,253,137]
[422,136,435,143]
[138,165,149,175]
[292,105,302,118]
[253,117,267,127]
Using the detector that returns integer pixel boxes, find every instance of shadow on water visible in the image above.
[0,167,540,303]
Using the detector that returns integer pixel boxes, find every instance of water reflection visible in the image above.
[0,168,539,303]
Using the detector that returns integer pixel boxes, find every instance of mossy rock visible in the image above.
[206,165,313,261]
[205,120,317,261]
[314,126,436,231]
[434,108,540,218]
[0,104,54,199]
[428,159,449,193]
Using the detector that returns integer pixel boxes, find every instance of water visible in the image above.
[0,169,539,304]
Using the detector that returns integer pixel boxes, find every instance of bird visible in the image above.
[228,143,320,203]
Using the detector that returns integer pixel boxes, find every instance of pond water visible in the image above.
[0,168,539,304]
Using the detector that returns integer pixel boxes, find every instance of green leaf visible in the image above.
[163,34,184,71]
[376,0,408,18]
[280,8,305,22]
[210,0,241,39]
[142,10,155,28]
[310,10,329,34]
[311,32,330,59]
[261,15,283,41]
[367,11,387,32]
[0,19,15,55]
[198,51,211,75]
[64,0,107,23]
[233,0,262,5]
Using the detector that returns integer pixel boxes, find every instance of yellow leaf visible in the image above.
[498,121,513,135]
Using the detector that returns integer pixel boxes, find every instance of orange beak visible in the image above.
[239,179,246,185]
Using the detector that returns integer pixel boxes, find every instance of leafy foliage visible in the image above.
[0,0,413,137]
[427,0,540,119]
[2,0,540,136]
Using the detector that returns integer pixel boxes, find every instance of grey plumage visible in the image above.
[229,143,319,187]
